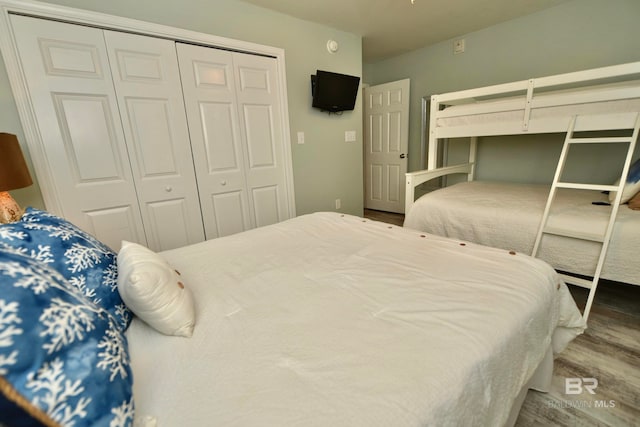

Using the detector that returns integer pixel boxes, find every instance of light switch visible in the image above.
[345,130,356,142]
[297,131,305,144]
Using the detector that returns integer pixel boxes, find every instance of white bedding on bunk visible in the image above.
[436,81,640,128]
[437,98,640,128]
[404,181,640,285]
[126,212,585,427]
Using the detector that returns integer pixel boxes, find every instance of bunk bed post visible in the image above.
[468,137,478,181]
[405,175,415,214]
[522,79,535,131]
[420,96,428,170]
[427,95,440,170]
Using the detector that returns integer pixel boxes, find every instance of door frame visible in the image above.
[0,0,296,218]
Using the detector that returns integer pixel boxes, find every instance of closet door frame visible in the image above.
[0,0,296,219]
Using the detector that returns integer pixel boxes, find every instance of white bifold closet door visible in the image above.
[103,31,205,251]
[10,14,293,250]
[177,43,290,238]
[10,14,205,251]
[9,15,150,250]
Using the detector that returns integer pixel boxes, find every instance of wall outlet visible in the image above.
[453,38,465,54]
[335,198,341,210]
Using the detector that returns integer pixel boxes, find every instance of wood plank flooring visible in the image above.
[363,209,640,427]
[363,209,405,226]
[517,282,640,427]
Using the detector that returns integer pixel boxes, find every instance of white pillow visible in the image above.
[117,241,195,337]
[609,158,640,204]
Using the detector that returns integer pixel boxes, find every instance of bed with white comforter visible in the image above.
[404,181,640,286]
[127,212,585,427]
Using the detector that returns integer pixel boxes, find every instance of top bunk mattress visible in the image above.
[437,97,640,129]
[126,212,585,427]
[433,79,640,136]
[404,181,640,285]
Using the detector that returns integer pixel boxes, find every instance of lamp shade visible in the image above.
[0,133,33,192]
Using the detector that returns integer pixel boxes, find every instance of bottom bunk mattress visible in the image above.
[404,181,640,285]
[126,212,585,427]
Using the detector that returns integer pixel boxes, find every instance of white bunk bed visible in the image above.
[404,62,640,300]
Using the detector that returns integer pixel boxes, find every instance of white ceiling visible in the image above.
[239,0,571,62]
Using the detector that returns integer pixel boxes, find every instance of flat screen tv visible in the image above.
[311,70,360,113]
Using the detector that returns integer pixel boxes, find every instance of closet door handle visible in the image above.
[400,153,407,159]
[221,180,227,186]
[165,186,173,192]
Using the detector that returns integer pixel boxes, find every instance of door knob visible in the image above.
[221,180,227,186]
[165,186,173,192]
[400,153,407,159]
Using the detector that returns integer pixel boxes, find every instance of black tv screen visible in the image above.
[311,70,360,113]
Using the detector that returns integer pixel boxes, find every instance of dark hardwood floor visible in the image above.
[363,208,640,427]
[363,209,405,226]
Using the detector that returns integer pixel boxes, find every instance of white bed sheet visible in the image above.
[435,81,640,129]
[404,181,640,285]
[126,212,585,427]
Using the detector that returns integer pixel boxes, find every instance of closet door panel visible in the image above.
[211,191,248,236]
[200,102,239,170]
[10,15,146,249]
[145,199,192,250]
[55,95,123,182]
[252,185,280,227]
[126,99,177,175]
[85,206,141,251]
[105,31,205,251]
[243,105,276,167]
[233,53,289,227]
[177,43,251,239]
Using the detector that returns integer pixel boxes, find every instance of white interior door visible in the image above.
[177,43,290,238]
[104,31,205,251]
[10,15,146,250]
[364,79,410,213]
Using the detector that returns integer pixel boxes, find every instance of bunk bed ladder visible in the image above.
[532,113,640,323]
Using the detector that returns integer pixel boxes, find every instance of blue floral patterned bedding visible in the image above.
[0,209,134,427]
[0,208,131,330]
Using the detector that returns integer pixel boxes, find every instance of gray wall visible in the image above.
[0,0,364,216]
[364,0,640,185]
